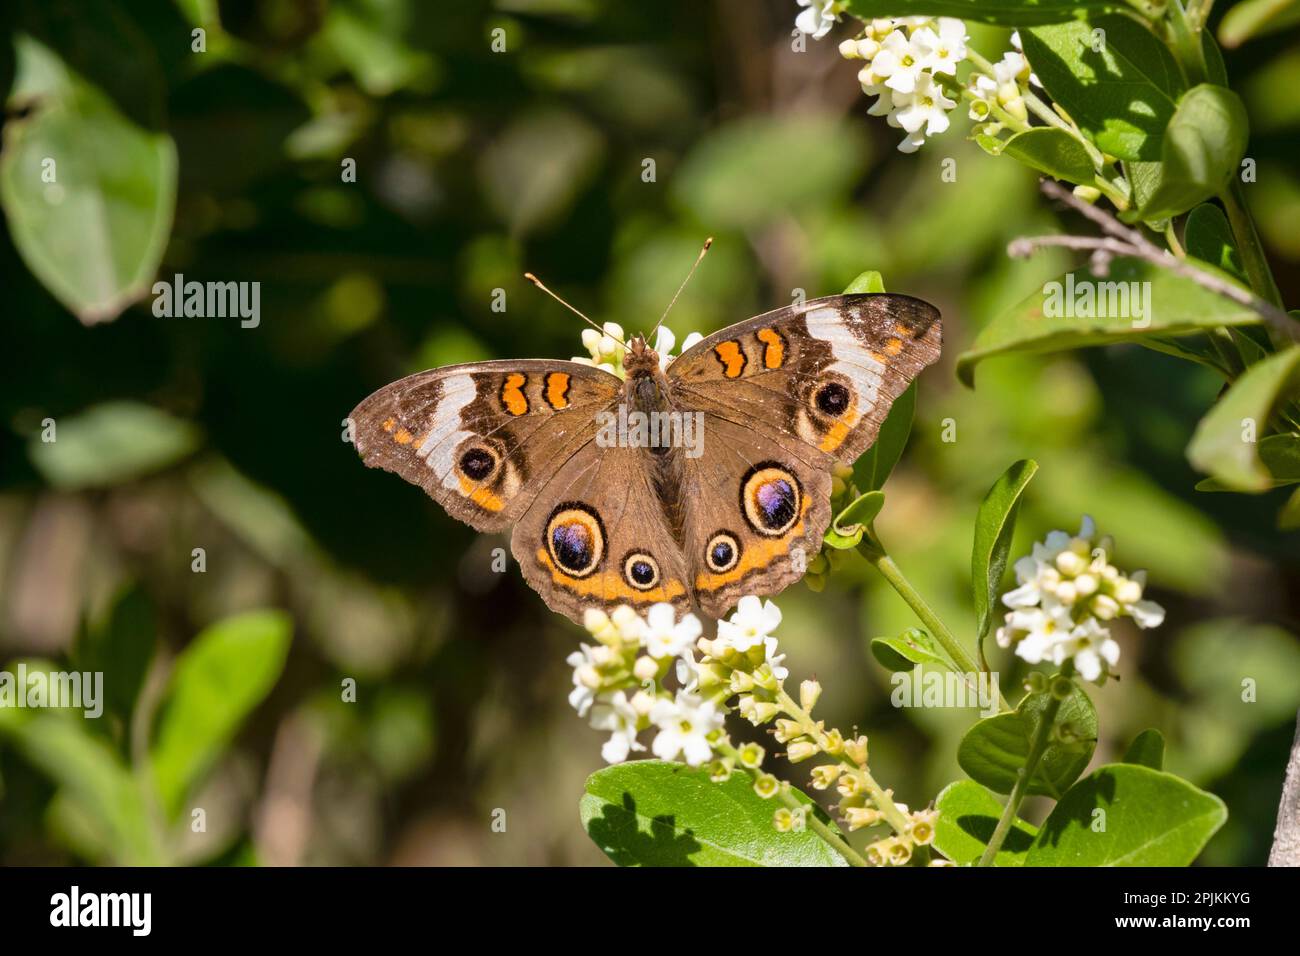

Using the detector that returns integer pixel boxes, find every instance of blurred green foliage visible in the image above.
[1,0,1298,865]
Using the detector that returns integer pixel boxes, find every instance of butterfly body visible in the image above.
[350,294,941,623]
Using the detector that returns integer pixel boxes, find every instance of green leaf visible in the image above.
[1184,203,1246,283]
[1000,127,1096,183]
[824,490,885,550]
[73,583,157,723]
[1122,728,1165,770]
[842,1,1129,27]
[149,610,292,818]
[1195,434,1300,490]
[843,269,885,294]
[958,686,1098,797]
[0,706,161,864]
[957,258,1263,387]
[856,383,916,492]
[27,401,201,490]
[1136,85,1250,221]
[1026,764,1226,865]
[1022,16,1184,161]
[934,780,1037,866]
[1,34,176,323]
[972,459,1039,642]
[1219,0,1300,48]
[1187,346,1300,491]
[580,761,848,867]
[871,627,946,672]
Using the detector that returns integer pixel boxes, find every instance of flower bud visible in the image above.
[773,808,796,832]
[844,806,882,831]
[1092,594,1120,620]
[708,759,733,783]
[577,664,602,690]
[787,740,820,763]
[730,670,756,693]
[839,38,860,59]
[800,679,823,712]
[630,690,655,716]
[822,729,844,755]
[1114,578,1142,606]
[633,655,659,682]
[810,764,843,790]
[774,718,803,743]
[857,37,880,59]
[843,734,869,766]
[1056,549,1086,577]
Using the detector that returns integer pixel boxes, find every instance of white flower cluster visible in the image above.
[995,517,1166,683]
[571,323,702,380]
[838,17,967,153]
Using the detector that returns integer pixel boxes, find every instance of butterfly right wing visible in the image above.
[349,360,622,532]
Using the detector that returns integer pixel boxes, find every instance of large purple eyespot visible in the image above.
[741,464,801,537]
[545,503,604,577]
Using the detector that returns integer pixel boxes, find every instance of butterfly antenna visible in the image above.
[523,272,610,340]
[648,236,713,345]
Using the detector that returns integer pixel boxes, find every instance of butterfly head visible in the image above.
[623,334,660,379]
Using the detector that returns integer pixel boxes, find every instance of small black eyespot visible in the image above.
[815,381,851,416]
[705,532,741,573]
[622,551,661,590]
[459,447,496,481]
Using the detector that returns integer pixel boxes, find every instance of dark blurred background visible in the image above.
[1,0,1298,866]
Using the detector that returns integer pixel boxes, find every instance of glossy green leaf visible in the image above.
[150,610,292,818]
[842,270,885,294]
[1195,434,1300,490]
[1,34,176,323]
[843,1,1128,26]
[824,490,885,550]
[934,780,1037,866]
[1000,127,1095,183]
[1136,85,1250,222]
[958,686,1097,797]
[857,383,916,492]
[580,761,848,867]
[972,459,1039,641]
[1122,728,1165,770]
[1022,16,1183,161]
[1026,764,1226,865]
[957,258,1262,387]
[871,627,946,672]
[1184,203,1246,283]
[27,401,201,490]
[1187,346,1300,491]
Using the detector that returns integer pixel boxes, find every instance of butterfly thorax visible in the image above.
[623,334,688,542]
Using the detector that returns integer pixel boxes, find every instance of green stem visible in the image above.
[977,667,1073,866]
[860,539,1011,712]
[776,688,912,834]
[719,743,869,867]
[1221,181,1284,308]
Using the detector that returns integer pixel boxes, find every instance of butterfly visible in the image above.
[348,292,940,624]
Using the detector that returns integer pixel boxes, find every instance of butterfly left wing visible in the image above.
[667,293,941,616]
[349,360,621,533]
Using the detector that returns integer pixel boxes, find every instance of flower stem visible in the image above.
[1221,181,1284,308]
[977,667,1073,866]
[718,742,869,867]
[776,688,912,834]
[859,539,1011,712]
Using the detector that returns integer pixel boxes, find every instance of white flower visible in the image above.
[762,636,789,682]
[1051,616,1120,683]
[795,0,840,40]
[997,601,1074,664]
[680,331,704,352]
[654,325,705,371]
[967,73,997,120]
[590,691,644,763]
[923,18,967,75]
[642,603,703,660]
[871,29,928,94]
[891,72,956,137]
[650,692,724,766]
[1002,517,1094,609]
[716,595,783,652]
[566,644,601,717]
